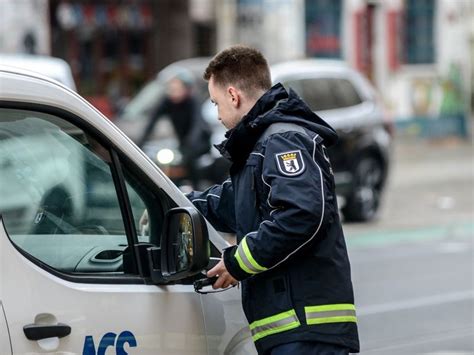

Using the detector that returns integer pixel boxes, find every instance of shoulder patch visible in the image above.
[275,150,305,176]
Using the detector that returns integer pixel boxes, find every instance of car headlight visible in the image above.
[156,148,175,165]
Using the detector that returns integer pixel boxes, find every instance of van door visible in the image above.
[0,107,207,354]
[0,302,12,355]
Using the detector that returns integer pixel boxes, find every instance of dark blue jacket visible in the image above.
[188,84,359,354]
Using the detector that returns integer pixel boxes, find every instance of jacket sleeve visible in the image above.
[186,179,236,233]
[224,133,326,281]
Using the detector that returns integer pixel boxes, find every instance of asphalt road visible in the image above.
[343,138,474,354]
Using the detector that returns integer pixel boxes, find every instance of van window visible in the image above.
[283,78,362,111]
[0,108,161,276]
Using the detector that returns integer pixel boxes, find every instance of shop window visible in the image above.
[403,0,435,64]
[305,0,342,58]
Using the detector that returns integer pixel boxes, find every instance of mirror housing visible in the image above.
[160,207,209,281]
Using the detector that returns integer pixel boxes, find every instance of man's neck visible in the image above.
[241,90,266,117]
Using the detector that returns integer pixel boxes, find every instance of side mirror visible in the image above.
[160,207,209,281]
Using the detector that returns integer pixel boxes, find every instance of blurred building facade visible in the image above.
[0,0,50,55]
[1,0,215,116]
[47,0,216,115]
[217,0,472,137]
[1,0,471,136]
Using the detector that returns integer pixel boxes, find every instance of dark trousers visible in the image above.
[269,341,350,355]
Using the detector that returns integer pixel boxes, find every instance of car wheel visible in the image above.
[342,154,384,222]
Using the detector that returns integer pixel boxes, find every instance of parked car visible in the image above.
[0,66,254,354]
[269,60,393,221]
[118,58,393,221]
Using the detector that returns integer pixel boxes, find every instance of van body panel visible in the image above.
[201,289,254,354]
[0,302,12,355]
[1,218,208,354]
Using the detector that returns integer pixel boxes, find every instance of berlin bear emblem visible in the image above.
[275,150,305,176]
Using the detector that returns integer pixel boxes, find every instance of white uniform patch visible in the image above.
[275,150,305,176]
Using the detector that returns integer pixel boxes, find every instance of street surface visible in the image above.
[343,138,474,354]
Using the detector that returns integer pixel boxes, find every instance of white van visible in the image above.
[0,67,255,354]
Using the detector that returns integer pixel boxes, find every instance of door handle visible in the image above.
[23,323,71,341]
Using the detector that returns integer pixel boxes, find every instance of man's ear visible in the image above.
[227,86,240,108]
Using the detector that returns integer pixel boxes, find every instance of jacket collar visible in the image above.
[215,83,288,166]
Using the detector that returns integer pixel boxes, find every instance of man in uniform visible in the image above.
[187,45,360,354]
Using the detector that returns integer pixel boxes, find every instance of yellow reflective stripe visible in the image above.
[307,316,357,325]
[241,237,267,272]
[250,309,296,329]
[305,304,355,312]
[305,304,357,326]
[234,247,255,275]
[234,236,267,274]
[249,309,300,342]
[252,320,300,342]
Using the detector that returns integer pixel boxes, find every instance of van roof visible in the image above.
[0,54,76,91]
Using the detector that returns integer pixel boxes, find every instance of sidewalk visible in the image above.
[344,136,474,237]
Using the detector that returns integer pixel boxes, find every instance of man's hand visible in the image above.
[207,259,238,289]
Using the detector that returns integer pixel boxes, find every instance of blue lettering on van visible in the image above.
[115,331,137,355]
[82,331,137,355]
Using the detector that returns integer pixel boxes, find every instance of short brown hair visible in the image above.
[204,45,272,98]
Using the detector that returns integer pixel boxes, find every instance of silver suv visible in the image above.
[269,60,393,222]
[119,59,393,222]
